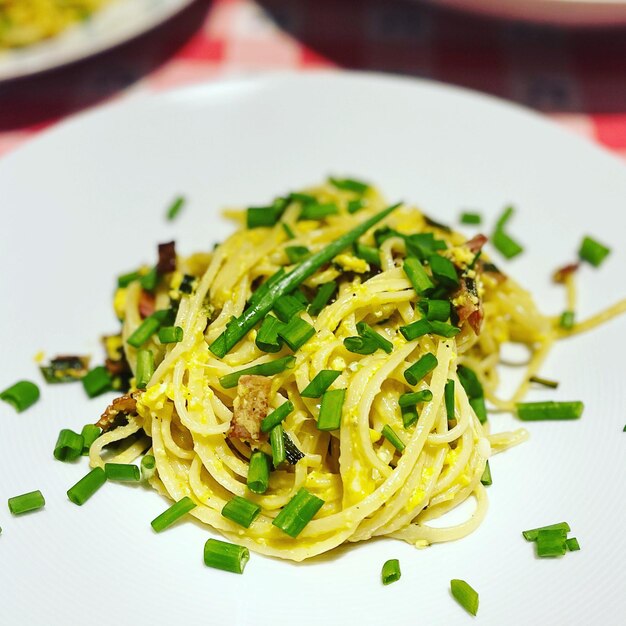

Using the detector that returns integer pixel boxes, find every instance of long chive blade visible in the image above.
[381,424,405,453]
[67,468,107,505]
[404,353,438,386]
[277,317,315,351]
[105,463,141,482]
[221,496,261,528]
[166,195,185,221]
[381,559,401,585]
[451,579,479,616]
[219,356,296,389]
[300,370,341,398]
[8,490,45,515]
[516,401,583,421]
[270,424,286,467]
[0,380,40,412]
[141,454,156,480]
[80,424,101,455]
[53,429,84,462]
[522,522,571,541]
[204,538,250,574]
[261,401,294,433]
[579,235,610,267]
[81,366,112,398]
[151,496,196,532]
[308,281,337,317]
[317,388,345,431]
[247,451,271,494]
[272,487,324,537]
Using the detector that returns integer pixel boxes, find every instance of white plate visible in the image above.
[430,0,626,26]
[0,0,194,82]
[1,72,625,626]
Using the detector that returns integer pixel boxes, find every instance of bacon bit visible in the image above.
[139,289,155,319]
[104,357,130,377]
[553,262,579,284]
[465,233,488,253]
[454,277,484,335]
[480,260,507,283]
[96,393,140,432]
[157,241,176,275]
[229,375,271,443]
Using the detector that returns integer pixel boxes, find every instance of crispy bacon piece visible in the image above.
[96,393,140,432]
[552,262,579,284]
[465,233,488,253]
[229,375,271,443]
[138,290,155,319]
[454,277,484,335]
[157,241,176,275]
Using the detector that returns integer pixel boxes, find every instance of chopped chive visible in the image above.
[566,537,581,551]
[247,451,271,494]
[529,376,559,389]
[272,487,324,537]
[579,235,610,267]
[403,258,434,295]
[289,192,316,204]
[270,424,286,467]
[166,195,185,220]
[81,366,112,398]
[381,559,401,585]
[67,467,107,505]
[469,397,488,424]
[301,370,341,398]
[0,380,40,412]
[559,310,575,330]
[219,356,296,389]
[354,242,380,267]
[428,254,459,289]
[277,317,315,351]
[300,202,339,220]
[536,528,568,557]
[127,310,171,348]
[293,288,309,306]
[204,538,250,574]
[282,222,296,239]
[285,245,310,263]
[404,353,438,386]
[209,204,401,358]
[344,335,378,355]
[247,206,280,229]
[356,322,393,354]
[158,326,183,344]
[317,388,346,431]
[136,349,155,390]
[179,274,196,294]
[381,424,405,452]
[347,198,365,214]
[140,266,158,291]
[255,315,285,353]
[151,496,196,532]
[492,229,524,259]
[8,490,45,515]
[460,212,482,225]
[261,401,294,433]
[401,405,419,428]
[516,401,583,421]
[273,294,306,322]
[141,454,156,480]
[457,365,484,399]
[399,389,433,407]
[522,522,571,541]
[53,429,84,462]
[480,460,492,486]
[444,379,455,421]
[308,281,337,317]
[406,232,448,259]
[117,270,142,288]
[421,299,451,322]
[451,579,479,616]
[104,463,140,482]
[329,176,369,194]
[81,424,101,455]
[221,496,261,528]
[399,319,460,341]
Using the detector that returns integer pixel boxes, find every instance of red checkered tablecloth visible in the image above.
[2,0,626,159]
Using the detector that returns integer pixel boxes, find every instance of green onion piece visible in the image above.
[221,496,261,528]
[356,322,393,354]
[81,366,112,398]
[300,202,339,220]
[422,299,451,322]
[579,235,610,267]
[403,258,434,295]
[480,460,492,486]
[451,579,479,616]
[317,388,346,431]
[536,528,568,557]
[53,429,84,462]
[151,496,196,532]
[204,538,250,574]
[404,353,438,386]
[117,270,142,288]
[282,222,296,239]
[272,487,324,537]
[273,294,306,322]
[141,454,156,480]
[405,232,448,259]
[210,204,402,357]
[247,206,280,229]
[566,537,581,552]
[8,490,45,515]
[460,212,482,225]
[127,313,163,348]
[522,522,571,541]
[300,370,341,398]
[559,310,575,330]
[347,199,365,214]
[136,350,155,390]
[270,424,286,467]
[289,192,316,204]
[277,317,315,351]
[381,559,401,585]
[469,397,488,424]
[343,335,378,355]
[329,176,369,194]
[308,281,337,316]
[255,315,285,353]
[401,405,419,428]
[166,195,185,221]
[219,356,296,389]
[399,319,460,341]
[492,229,524,259]
[444,379,455,421]
[516,401,583,421]
[80,424,101,455]
[104,462,140,482]
[457,365,483,398]
[381,424,405,453]
[248,269,286,308]
[140,266,159,291]
[399,389,433,407]
[428,254,459,288]
[247,451,271,494]
[294,289,310,306]
[285,245,310,263]
[0,380,40,412]
[158,326,183,344]
[261,401,294,433]
[529,376,559,389]
[354,242,381,267]
[67,468,107,505]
